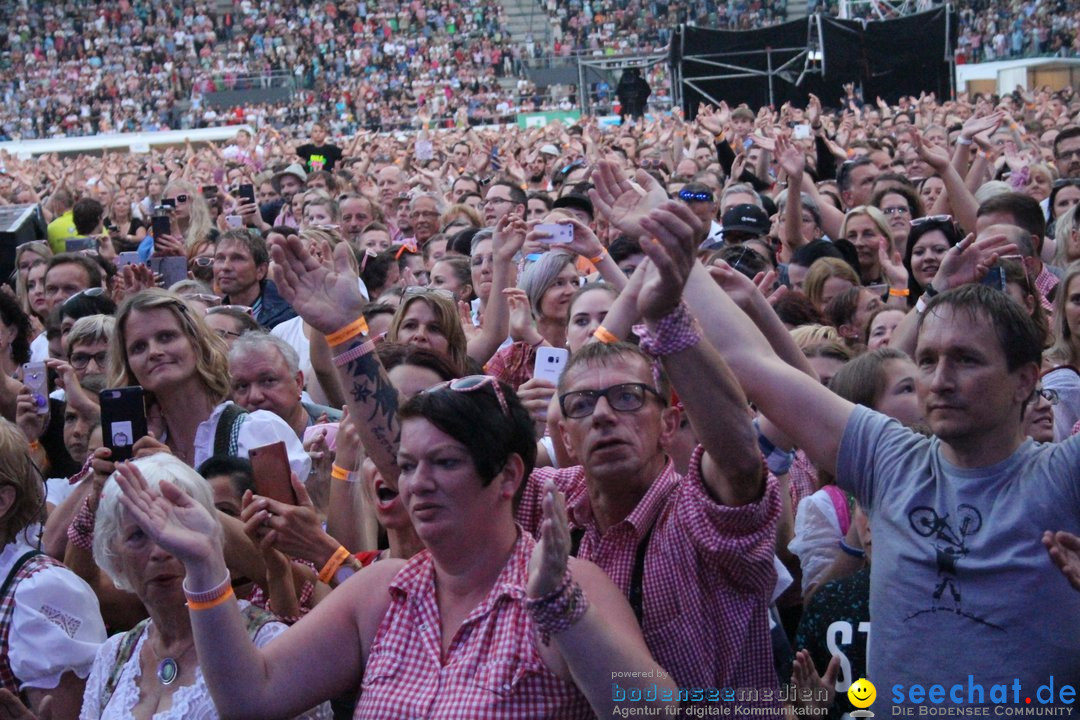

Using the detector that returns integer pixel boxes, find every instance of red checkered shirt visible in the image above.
[1036,266,1058,311]
[787,448,820,517]
[518,446,781,704]
[353,531,593,720]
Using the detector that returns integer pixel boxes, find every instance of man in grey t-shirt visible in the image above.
[691,253,1080,710]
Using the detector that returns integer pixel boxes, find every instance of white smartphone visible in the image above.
[225,214,244,229]
[793,123,812,140]
[535,223,573,244]
[115,252,142,269]
[22,362,49,415]
[533,347,569,385]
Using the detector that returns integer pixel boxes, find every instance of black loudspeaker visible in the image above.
[0,204,47,286]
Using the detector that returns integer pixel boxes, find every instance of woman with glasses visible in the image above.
[186,238,216,285]
[203,306,260,349]
[870,185,924,258]
[1043,262,1080,442]
[109,372,676,719]
[106,289,308,476]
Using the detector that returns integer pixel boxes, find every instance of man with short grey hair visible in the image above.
[228,332,341,439]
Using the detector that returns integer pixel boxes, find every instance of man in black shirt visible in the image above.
[296,122,343,173]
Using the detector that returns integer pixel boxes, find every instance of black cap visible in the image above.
[552,193,594,221]
[721,203,770,238]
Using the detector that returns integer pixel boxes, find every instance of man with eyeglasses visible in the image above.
[1054,127,1080,180]
[515,201,779,708]
[481,181,526,227]
[407,194,443,247]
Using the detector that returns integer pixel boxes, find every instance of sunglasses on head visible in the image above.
[1053,178,1080,190]
[61,286,106,310]
[425,375,510,417]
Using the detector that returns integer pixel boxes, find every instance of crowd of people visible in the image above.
[6,0,1080,141]
[0,82,1078,718]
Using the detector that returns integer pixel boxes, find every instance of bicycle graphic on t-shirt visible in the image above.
[905,504,1001,630]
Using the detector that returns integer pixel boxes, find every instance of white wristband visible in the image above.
[915,295,930,314]
[956,136,974,146]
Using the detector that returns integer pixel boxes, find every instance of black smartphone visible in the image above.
[249,441,297,505]
[150,214,171,238]
[100,386,148,462]
[160,198,176,210]
[201,185,218,197]
[237,183,256,205]
[148,256,188,288]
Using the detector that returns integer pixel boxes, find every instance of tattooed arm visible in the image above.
[269,235,401,484]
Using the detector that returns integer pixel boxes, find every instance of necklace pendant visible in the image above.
[157,657,178,685]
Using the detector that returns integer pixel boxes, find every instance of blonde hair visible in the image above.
[841,205,891,242]
[14,242,52,318]
[1047,261,1080,367]
[389,293,468,376]
[440,204,483,231]
[0,418,45,545]
[163,178,214,249]
[1053,204,1079,268]
[803,257,861,310]
[789,324,843,350]
[109,288,231,403]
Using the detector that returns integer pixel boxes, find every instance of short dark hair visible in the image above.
[0,292,31,364]
[917,284,1043,372]
[72,198,105,235]
[47,253,104,289]
[1053,127,1080,161]
[59,289,117,322]
[976,192,1046,241]
[196,455,255,499]
[837,157,875,195]
[376,343,458,382]
[772,291,824,327]
[217,229,269,267]
[398,379,536,498]
[487,181,527,207]
[608,236,643,263]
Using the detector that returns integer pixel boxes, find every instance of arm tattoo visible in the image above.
[339,340,401,474]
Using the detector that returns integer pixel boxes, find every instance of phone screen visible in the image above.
[100,386,148,462]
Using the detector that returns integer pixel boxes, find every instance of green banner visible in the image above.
[516,111,581,129]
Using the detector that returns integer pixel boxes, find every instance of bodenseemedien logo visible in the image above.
[849,678,877,718]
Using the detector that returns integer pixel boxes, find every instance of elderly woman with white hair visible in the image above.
[76,453,330,719]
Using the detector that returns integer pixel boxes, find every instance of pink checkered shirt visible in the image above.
[1036,266,1058,311]
[353,531,593,720]
[518,446,781,704]
[787,449,820,517]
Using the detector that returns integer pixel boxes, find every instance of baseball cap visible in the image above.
[721,203,770,239]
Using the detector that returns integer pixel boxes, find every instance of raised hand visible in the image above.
[790,649,838,714]
[911,128,950,172]
[1043,530,1080,592]
[707,260,764,311]
[931,232,1017,291]
[960,110,1005,143]
[114,461,222,565]
[492,212,527,263]
[503,288,541,344]
[527,479,571,599]
[636,200,702,321]
[589,159,668,240]
[878,238,909,288]
[775,136,806,183]
[269,234,366,336]
[241,475,337,568]
[696,104,723,136]
[806,94,822,128]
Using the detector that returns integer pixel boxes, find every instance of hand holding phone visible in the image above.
[22,362,49,415]
[100,386,148,462]
[534,223,573,244]
[250,442,298,505]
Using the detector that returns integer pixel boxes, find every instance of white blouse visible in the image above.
[79,604,331,720]
[0,534,106,690]
[190,402,311,480]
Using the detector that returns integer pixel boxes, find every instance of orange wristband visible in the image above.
[589,249,607,264]
[325,316,369,347]
[888,287,910,297]
[593,326,619,344]
[186,584,235,611]
[318,546,351,585]
[331,464,349,481]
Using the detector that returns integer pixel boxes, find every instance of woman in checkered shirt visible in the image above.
[112,375,678,719]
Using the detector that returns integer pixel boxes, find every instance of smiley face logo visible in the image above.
[848,678,877,709]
